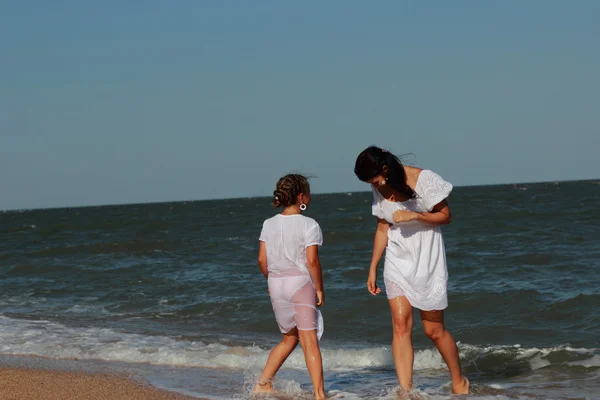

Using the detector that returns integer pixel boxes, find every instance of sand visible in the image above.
[0,368,199,400]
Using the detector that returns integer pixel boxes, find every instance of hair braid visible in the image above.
[272,174,310,207]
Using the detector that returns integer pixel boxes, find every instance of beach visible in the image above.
[0,355,200,399]
[0,368,197,400]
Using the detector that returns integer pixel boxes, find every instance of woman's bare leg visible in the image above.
[254,328,300,393]
[389,296,414,391]
[420,310,469,394]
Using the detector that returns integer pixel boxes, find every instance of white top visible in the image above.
[371,170,453,311]
[259,214,323,277]
[259,214,325,339]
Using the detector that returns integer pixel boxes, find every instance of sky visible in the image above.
[1,1,599,210]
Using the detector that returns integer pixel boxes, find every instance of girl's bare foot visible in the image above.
[395,382,414,397]
[253,380,275,394]
[395,387,423,400]
[452,377,469,394]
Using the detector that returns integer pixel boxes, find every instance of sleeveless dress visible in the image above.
[259,214,324,339]
[371,170,453,311]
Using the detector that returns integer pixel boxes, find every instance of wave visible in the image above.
[0,316,598,373]
[28,240,171,258]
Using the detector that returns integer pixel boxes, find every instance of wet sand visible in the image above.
[0,367,199,399]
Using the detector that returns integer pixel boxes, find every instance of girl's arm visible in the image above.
[306,245,324,306]
[393,200,452,226]
[258,241,268,278]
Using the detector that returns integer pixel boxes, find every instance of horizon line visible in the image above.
[1,177,597,213]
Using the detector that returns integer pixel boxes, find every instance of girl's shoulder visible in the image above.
[262,214,279,224]
[299,214,320,228]
[293,215,321,234]
[263,214,319,228]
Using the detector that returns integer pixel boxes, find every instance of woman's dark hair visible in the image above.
[272,174,311,207]
[354,146,416,199]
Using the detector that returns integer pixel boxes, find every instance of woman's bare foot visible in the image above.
[253,380,276,394]
[452,377,469,394]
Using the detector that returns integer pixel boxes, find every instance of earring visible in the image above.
[300,203,307,211]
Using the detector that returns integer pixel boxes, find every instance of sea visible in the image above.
[0,180,598,400]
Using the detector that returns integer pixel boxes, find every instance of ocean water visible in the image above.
[0,180,599,399]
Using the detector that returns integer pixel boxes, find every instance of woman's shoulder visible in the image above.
[404,166,423,188]
[405,166,423,175]
[417,169,451,185]
[416,169,453,209]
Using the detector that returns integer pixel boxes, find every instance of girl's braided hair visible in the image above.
[272,174,310,207]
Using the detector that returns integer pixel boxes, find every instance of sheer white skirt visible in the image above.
[268,270,323,339]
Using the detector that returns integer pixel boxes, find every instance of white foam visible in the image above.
[0,316,448,371]
[529,354,551,370]
[65,304,113,315]
[0,316,598,373]
[568,354,600,368]
[488,384,505,389]
[0,290,46,307]
[460,343,600,371]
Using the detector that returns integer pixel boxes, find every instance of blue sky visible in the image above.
[1,1,598,210]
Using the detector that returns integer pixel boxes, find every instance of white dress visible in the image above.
[371,170,453,311]
[259,214,324,339]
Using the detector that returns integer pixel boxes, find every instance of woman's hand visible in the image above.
[367,270,381,296]
[393,210,418,223]
[316,290,325,307]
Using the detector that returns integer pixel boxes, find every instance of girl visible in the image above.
[354,146,469,395]
[254,174,326,400]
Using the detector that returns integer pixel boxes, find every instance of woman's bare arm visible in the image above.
[393,200,452,225]
[370,219,390,271]
[367,218,390,295]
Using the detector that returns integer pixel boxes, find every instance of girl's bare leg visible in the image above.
[254,328,299,393]
[298,329,325,400]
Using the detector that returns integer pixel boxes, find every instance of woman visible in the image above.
[254,174,326,400]
[354,146,469,395]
